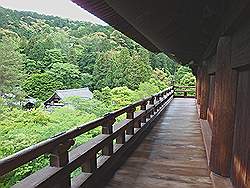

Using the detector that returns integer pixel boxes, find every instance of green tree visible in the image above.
[179,72,196,86]
[174,65,193,85]
[24,31,54,61]
[76,32,117,74]
[22,73,63,100]
[149,68,170,90]
[93,87,112,106]
[47,62,82,89]
[43,48,67,65]
[24,59,39,74]
[135,82,160,99]
[0,38,24,95]
[93,48,152,90]
[81,73,94,89]
[64,97,110,117]
[109,86,136,110]
[149,52,176,74]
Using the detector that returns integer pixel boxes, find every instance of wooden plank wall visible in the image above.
[197,17,250,188]
[232,69,250,188]
[230,18,250,188]
[207,56,216,131]
[209,37,237,177]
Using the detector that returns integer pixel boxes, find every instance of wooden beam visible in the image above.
[209,36,237,177]
[200,63,210,120]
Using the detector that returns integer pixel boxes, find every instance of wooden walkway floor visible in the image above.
[105,98,213,188]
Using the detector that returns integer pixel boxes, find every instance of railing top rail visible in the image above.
[174,85,195,88]
[0,86,174,177]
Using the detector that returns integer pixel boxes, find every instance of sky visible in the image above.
[0,0,107,25]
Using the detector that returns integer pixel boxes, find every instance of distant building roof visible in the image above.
[55,88,93,100]
[44,87,93,106]
[0,93,16,98]
[25,96,37,104]
[22,96,37,109]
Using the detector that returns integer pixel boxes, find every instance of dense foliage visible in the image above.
[0,6,195,187]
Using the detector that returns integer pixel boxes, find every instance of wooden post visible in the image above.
[197,67,202,104]
[116,131,126,144]
[209,36,237,177]
[184,91,187,98]
[200,63,209,120]
[134,119,141,128]
[82,154,97,173]
[195,76,198,99]
[102,116,115,156]
[126,107,136,135]
[155,95,160,112]
[141,101,147,123]
[50,139,74,188]
[148,96,155,117]
[155,95,160,101]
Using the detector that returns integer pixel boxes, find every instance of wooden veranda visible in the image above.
[106,98,213,188]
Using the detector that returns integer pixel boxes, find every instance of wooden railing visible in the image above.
[174,86,196,98]
[0,87,174,188]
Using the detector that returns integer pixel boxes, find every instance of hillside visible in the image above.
[0,6,183,100]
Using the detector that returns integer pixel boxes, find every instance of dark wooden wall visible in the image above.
[197,18,250,188]
[232,68,250,188]
[230,19,250,188]
[207,55,216,130]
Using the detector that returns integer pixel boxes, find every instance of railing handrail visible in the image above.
[173,85,195,98]
[174,85,195,88]
[0,86,174,187]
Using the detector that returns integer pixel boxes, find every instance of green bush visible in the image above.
[0,105,99,187]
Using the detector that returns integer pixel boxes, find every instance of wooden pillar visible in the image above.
[196,67,202,104]
[209,36,237,177]
[200,63,209,120]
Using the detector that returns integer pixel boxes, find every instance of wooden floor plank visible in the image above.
[105,98,213,188]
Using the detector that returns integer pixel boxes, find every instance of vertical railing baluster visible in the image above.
[141,101,147,124]
[117,112,126,144]
[184,91,187,98]
[116,131,126,144]
[160,92,164,108]
[148,96,155,117]
[134,119,141,128]
[126,107,136,135]
[150,96,155,105]
[155,94,160,112]
[82,153,97,173]
[102,114,115,156]
[50,139,74,188]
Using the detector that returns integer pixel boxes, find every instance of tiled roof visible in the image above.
[55,88,93,100]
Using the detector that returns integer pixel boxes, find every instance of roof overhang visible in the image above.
[72,0,250,68]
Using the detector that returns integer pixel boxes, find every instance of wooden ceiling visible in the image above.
[72,0,241,66]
